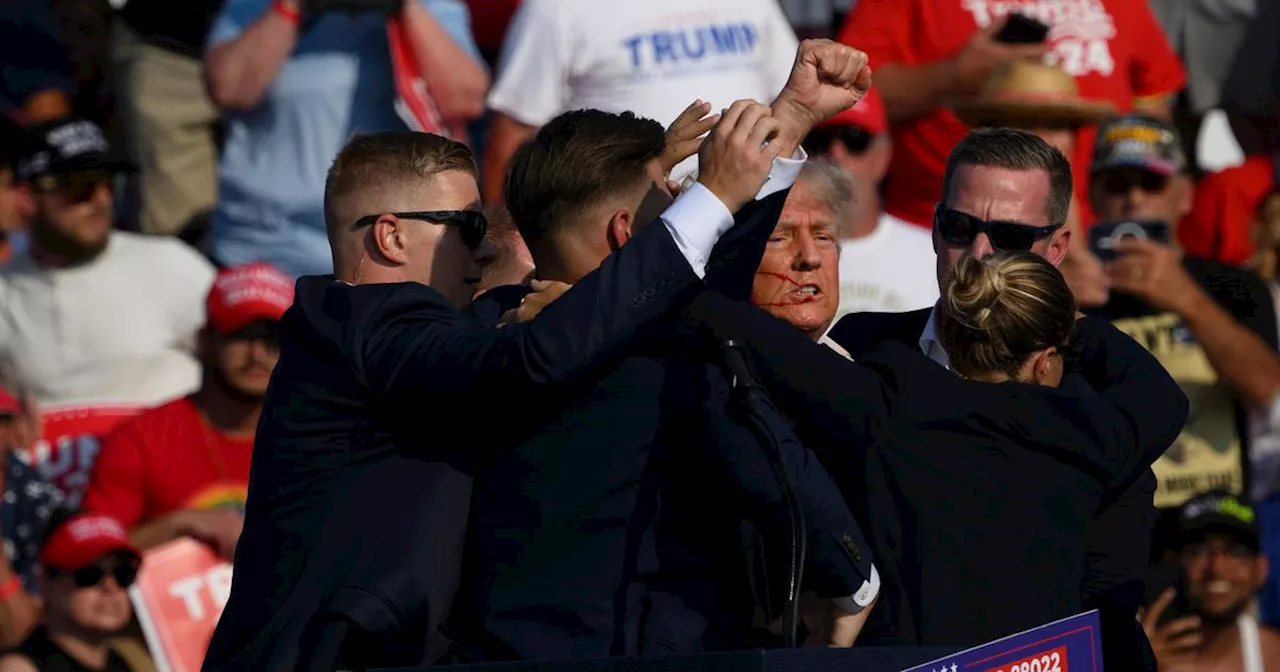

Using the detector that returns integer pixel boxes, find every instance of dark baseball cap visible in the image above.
[1091,114,1186,177]
[1179,491,1260,550]
[15,117,132,183]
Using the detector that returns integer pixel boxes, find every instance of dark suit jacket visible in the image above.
[451,189,873,660]
[828,309,1174,612]
[688,296,1186,649]
[826,309,1179,669]
[201,219,708,672]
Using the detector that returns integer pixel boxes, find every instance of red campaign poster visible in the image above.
[386,17,467,143]
[129,539,233,672]
[18,404,142,507]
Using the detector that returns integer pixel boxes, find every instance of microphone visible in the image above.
[721,339,807,648]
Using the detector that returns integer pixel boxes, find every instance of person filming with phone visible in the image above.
[1086,115,1280,515]
[1143,492,1280,671]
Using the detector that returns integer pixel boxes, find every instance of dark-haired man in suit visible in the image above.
[453,41,881,660]
[824,127,1178,670]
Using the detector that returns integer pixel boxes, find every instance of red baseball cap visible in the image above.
[0,387,19,417]
[41,514,140,572]
[819,87,887,136]
[207,262,295,335]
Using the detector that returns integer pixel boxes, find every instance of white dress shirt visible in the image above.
[918,304,951,369]
[660,150,806,279]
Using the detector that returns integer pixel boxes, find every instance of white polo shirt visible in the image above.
[0,231,215,409]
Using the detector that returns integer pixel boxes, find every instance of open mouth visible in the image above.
[788,285,822,301]
[1207,580,1233,595]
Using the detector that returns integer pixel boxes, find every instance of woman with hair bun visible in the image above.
[689,250,1187,649]
[936,251,1078,386]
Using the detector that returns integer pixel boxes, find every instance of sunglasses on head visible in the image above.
[351,210,487,249]
[934,205,1060,252]
[59,560,140,589]
[1098,169,1169,196]
[31,170,113,203]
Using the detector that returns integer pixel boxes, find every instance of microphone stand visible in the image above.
[720,339,807,648]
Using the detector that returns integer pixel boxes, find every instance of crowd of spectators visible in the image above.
[0,0,1277,669]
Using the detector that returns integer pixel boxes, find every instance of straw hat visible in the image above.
[953,61,1116,127]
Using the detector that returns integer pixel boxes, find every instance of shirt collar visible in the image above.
[918,303,951,369]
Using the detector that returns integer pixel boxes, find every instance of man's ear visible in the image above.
[1255,555,1270,592]
[1046,227,1071,267]
[606,209,634,252]
[372,216,409,265]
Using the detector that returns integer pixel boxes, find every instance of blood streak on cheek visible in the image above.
[753,270,818,307]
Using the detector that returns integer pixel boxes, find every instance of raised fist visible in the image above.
[773,40,873,133]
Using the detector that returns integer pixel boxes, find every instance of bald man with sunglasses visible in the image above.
[825,127,1181,672]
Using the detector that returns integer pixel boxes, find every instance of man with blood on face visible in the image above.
[751,161,849,342]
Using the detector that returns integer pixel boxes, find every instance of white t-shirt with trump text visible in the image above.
[488,0,798,181]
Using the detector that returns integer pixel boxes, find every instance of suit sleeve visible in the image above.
[1071,315,1188,469]
[697,368,876,603]
[1083,468,1157,606]
[361,219,699,403]
[702,187,792,301]
[685,292,888,456]
[360,189,793,405]
[1070,317,1183,620]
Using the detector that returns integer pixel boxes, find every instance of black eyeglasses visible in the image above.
[351,210,487,249]
[60,560,140,589]
[32,170,113,203]
[934,205,1060,252]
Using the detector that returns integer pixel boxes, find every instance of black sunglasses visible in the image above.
[351,210,487,249]
[61,560,140,589]
[32,170,113,203]
[934,205,1060,252]
[802,126,874,155]
[1098,169,1169,196]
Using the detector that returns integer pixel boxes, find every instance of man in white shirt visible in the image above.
[0,117,215,504]
[479,0,799,203]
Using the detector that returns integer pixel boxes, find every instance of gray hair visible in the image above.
[794,160,857,237]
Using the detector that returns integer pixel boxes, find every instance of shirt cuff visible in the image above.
[660,149,808,279]
[659,182,733,279]
[757,147,807,200]
[831,565,880,615]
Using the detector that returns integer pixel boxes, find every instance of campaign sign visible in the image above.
[129,539,233,672]
[903,610,1103,672]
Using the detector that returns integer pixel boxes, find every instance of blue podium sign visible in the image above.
[902,610,1103,672]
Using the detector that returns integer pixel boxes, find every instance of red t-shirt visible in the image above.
[1180,154,1275,266]
[81,397,253,528]
[838,0,1186,228]
[465,0,523,57]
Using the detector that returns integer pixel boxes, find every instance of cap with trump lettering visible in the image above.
[40,514,140,572]
[15,117,132,183]
[206,262,295,335]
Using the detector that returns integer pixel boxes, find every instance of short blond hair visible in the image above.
[938,251,1076,379]
[323,131,476,241]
